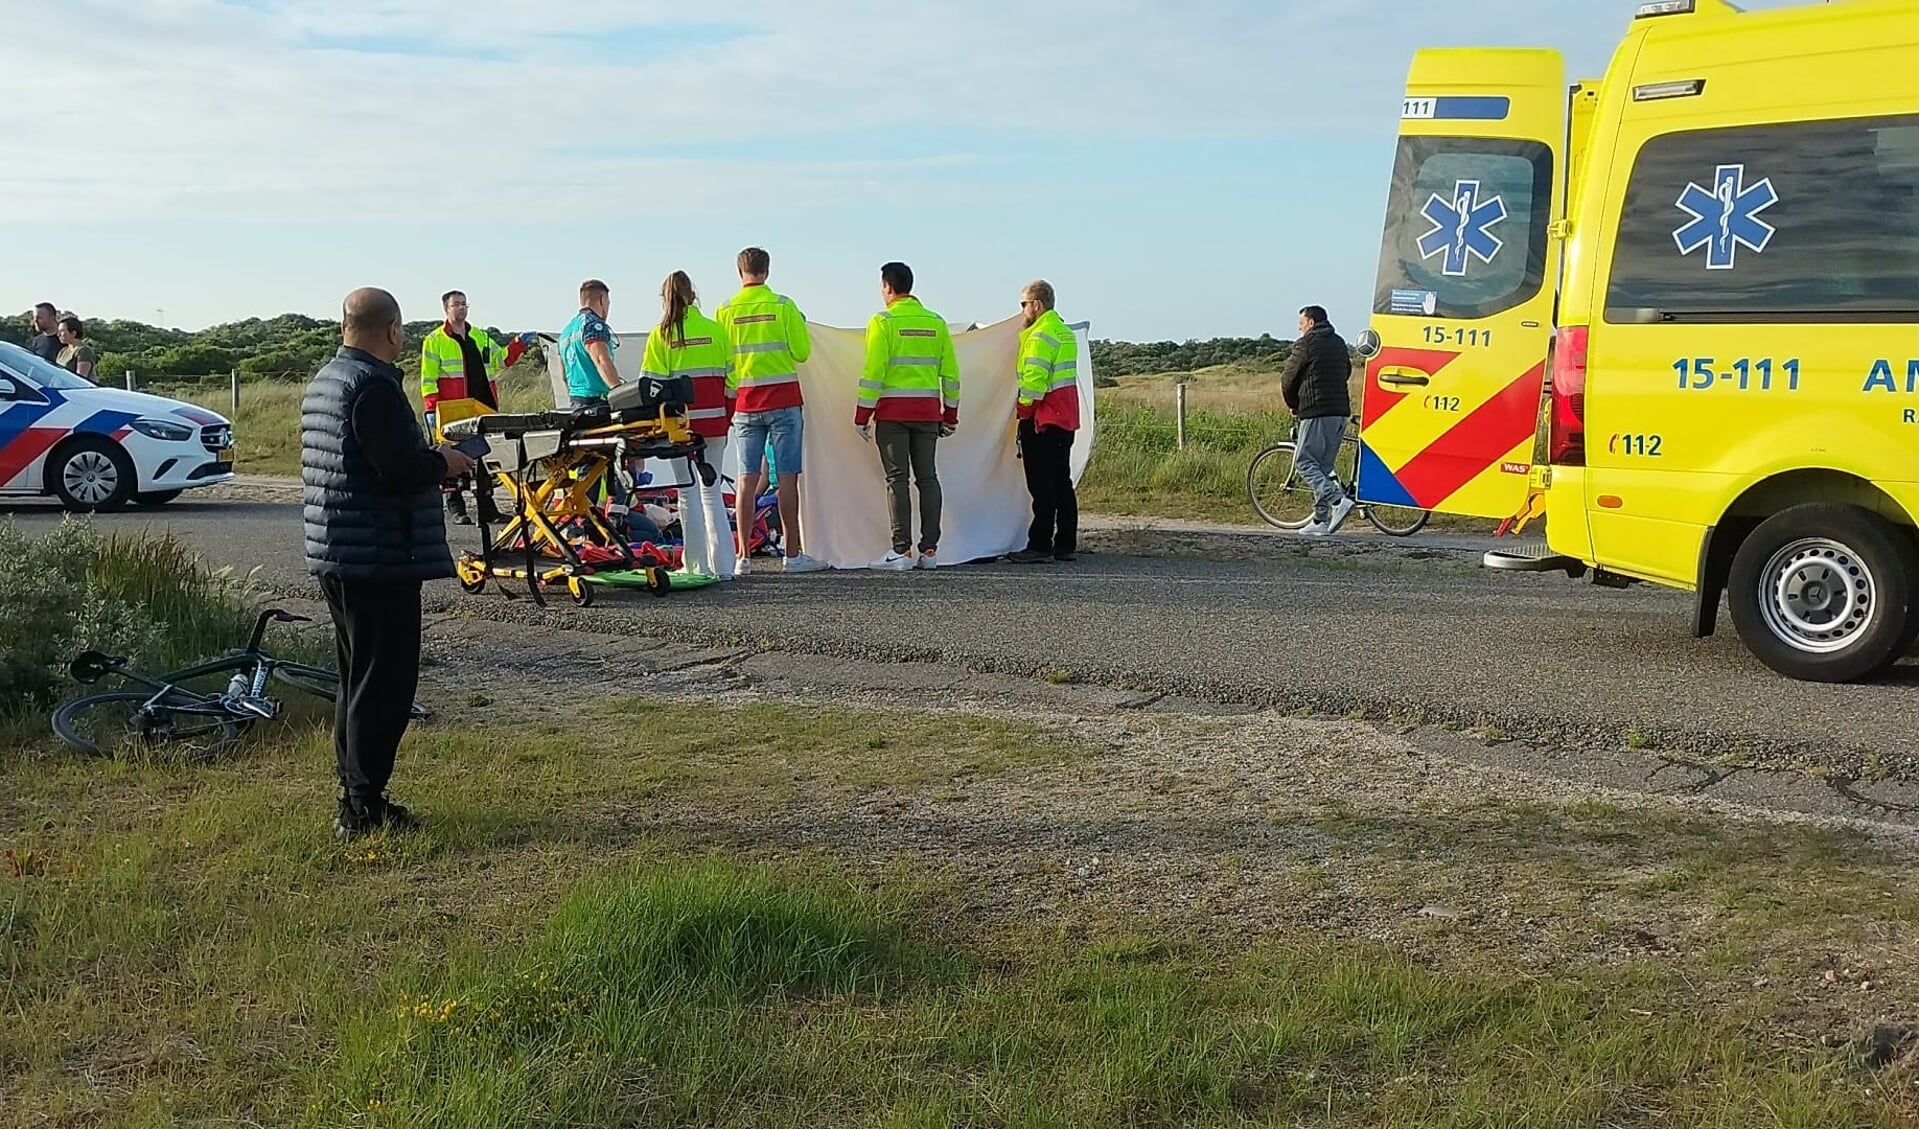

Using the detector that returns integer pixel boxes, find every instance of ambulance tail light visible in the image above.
[1548,325,1587,466]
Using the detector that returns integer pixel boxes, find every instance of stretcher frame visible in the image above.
[445,405,711,608]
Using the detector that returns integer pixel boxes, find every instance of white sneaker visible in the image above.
[733,557,752,577]
[870,551,915,571]
[781,552,828,574]
[916,551,939,570]
[1326,495,1357,534]
[1298,519,1332,537]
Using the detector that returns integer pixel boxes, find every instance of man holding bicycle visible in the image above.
[1280,305,1354,536]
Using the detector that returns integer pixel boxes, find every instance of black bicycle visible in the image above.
[52,608,432,759]
[1246,416,1430,536]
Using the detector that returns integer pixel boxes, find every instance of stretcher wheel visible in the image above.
[568,575,594,607]
[647,569,671,598]
[456,556,488,594]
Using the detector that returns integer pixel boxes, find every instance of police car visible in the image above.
[0,340,235,511]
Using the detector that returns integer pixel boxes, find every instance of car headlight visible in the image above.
[128,418,195,442]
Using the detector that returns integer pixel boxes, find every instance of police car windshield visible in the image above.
[0,340,97,390]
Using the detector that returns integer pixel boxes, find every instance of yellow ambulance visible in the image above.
[1356,0,1919,683]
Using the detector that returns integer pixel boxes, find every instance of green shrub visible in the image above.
[0,520,262,717]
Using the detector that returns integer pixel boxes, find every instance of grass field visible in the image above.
[155,362,1509,532]
[4,534,1917,1124]
[7,700,1919,1126]
[1077,363,1301,524]
[11,702,1919,1121]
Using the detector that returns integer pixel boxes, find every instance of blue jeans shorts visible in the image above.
[734,405,803,478]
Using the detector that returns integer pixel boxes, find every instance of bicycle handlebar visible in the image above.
[245,608,312,652]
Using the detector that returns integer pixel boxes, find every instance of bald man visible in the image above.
[302,287,474,841]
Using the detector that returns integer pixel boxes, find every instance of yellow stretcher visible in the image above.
[440,378,714,607]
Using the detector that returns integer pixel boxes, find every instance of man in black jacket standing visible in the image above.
[302,287,475,839]
[1279,305,1354,536]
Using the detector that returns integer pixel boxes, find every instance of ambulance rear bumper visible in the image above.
[1482,542,1588,578]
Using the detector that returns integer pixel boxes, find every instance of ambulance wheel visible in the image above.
[459,572,487,595]
[1726,504,1917,683]
[647,569,671,598]
[568,576,594,607]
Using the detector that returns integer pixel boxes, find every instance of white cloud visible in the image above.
[7,0,1469,221]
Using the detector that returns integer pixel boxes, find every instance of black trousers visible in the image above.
[1019,421,1077,555]
[319,576,423,803]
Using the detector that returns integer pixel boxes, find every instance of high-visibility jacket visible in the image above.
[420,324,526,412]
[714,284,811,414]
[1016,309,1082,432]
[640,306,735,439]
[856,296,960,427]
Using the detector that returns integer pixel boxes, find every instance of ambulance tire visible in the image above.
[1727,504,1917,684]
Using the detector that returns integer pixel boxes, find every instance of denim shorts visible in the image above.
[734,405,803,477]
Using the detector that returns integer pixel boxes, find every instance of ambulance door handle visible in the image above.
[1377,369,1430,387]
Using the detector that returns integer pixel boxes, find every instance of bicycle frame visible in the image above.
[67,609,315,721]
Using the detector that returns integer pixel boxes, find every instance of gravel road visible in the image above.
[8,487,1915,774]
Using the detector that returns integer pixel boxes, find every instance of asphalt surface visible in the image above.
[9,492,1916,773]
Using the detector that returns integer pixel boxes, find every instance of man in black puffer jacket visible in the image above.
[1279,305,1355,535]
[302,287,475,840]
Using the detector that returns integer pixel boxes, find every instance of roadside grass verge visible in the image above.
[5,693,1916,1126]
[0,521,295,746]
[1079,401,1288,523]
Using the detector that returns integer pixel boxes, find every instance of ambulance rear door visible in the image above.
[1358,48,1566,519]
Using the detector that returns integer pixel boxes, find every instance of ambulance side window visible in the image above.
[1606,114,1919,322]
[1372,137,1553,320]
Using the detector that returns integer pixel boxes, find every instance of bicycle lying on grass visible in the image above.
[1246,415,1430,536]
[52,608,432,759]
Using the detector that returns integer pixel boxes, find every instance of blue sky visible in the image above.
[2,0,1805,341]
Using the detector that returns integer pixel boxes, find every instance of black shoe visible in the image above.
[378,799,419,832]
[445,494,473,526]
[1008,549,1053,564]
[335,798,377,840]
[1054,551,1078,562]
[334,795,420,840]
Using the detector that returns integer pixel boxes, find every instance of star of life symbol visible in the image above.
[1416,179,1508,277]
[1673,163,1778,270]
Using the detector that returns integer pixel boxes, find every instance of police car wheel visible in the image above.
[50,438,136,513]
[1727,504,1917,684]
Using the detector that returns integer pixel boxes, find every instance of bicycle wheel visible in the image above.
[271,663,434,722]
[53,691,243,759]
[1364,502,1431,536]
[1247,444,1318,530]
[1336,434,1430,536]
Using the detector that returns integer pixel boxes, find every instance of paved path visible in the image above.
[7,490,1915,772]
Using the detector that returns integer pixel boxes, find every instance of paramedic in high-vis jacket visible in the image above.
[856,261,960,571]
[1008,280,1082,564]
[419,289,532,525]
[1280,305,1354,536]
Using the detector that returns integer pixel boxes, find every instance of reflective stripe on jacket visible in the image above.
[640,307,735,439]
[420,324,524,412]
[1016,309,1081,432]
[856,296,959,426]
[715,284,811,414]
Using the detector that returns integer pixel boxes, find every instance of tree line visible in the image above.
[2,315,1326,381]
